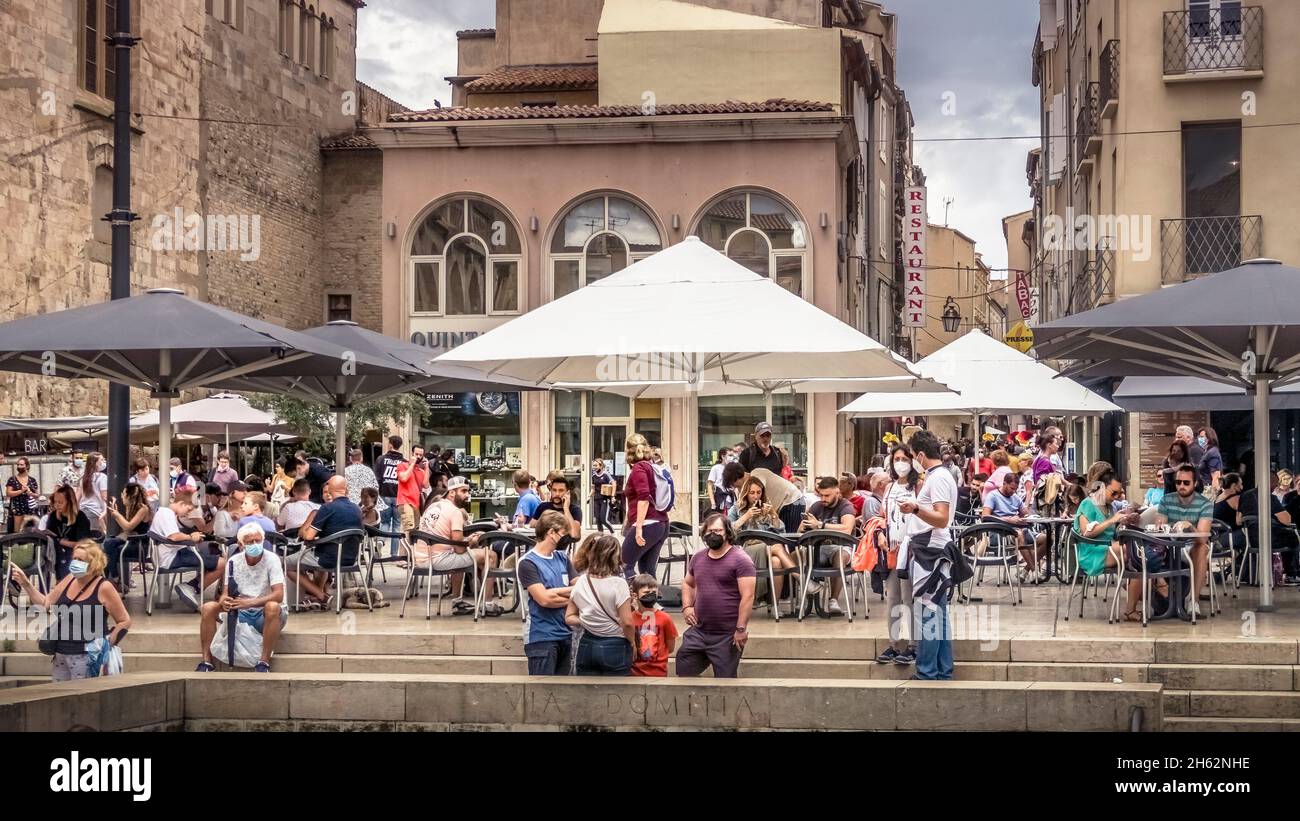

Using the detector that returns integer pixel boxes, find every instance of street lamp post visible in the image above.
[941,297,962,334]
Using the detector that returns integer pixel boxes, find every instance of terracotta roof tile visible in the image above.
[321,132,378,151]
[456,28,496,39]
[465,63,598,93]
[389,99,836,124]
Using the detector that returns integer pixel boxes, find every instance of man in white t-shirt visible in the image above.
[897,429,958,681]
[149,492,224,612]
[196,521,286,673]
[276,479,319,533]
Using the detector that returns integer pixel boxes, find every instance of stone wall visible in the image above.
[320,148,384,332]
[0,672,1164,732]
[0,0,372,420]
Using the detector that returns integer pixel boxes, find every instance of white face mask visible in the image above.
[913,459,925,474]
[893,461,911,478]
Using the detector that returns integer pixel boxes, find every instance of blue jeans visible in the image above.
[576,633,632,676]
[524,639,572,676]
[915,598,953,680]
[380,497,400,556]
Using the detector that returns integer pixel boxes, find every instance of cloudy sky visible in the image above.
[356,0,1039,272]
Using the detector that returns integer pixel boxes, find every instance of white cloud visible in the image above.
[356,0,494,110]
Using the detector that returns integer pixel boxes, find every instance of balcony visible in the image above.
[1100,39,1119,118]
[1074,82,1101,175]
[1070,241,1115,315]
[1163,6,1263,81]
[1160,215,1262,284]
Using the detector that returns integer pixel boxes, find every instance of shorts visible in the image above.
[399,504,418,533]
[237,607,289,634]
[168,550,220,572]
[420,550,474,572]
[51,653,90,682]
[299,547,358,570]
[815,544,853,567]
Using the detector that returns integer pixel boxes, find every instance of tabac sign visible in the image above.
[902,187,927,328]
[1013,270,1033,320]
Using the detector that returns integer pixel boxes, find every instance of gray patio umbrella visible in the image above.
[0,289,417,507]
[1034,257,1300,609]
[218,321,543,469]
[1113,376,1300,412]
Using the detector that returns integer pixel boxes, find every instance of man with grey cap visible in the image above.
[739,422,784,475]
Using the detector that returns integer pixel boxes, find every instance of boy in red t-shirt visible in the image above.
[629,574,678,677]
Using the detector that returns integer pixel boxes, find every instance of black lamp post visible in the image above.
[941,297,961,334]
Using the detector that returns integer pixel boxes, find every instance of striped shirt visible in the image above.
[1158,492,1212,528]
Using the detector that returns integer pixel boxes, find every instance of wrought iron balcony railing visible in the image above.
[1074,82,1100,171]
[1100,39,1120,116]
[1164,6,1263,76]
[1160,215,1262,284]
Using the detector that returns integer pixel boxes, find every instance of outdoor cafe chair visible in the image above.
[289,528,369,614]
[362,524,408,586]
[1206,520,1237,611]
[795,529,862,622]
[1235,516,1300,589]
[471,530,534,622]
[958,520,1024,605]
[399,529,475,620]
[1060,528,1124,622]
[658,521,695,588]
[143,535,208,616]
[0,532,52,607]
[1116,528,1195,627]
[110,533,151,592]
[734,529,802,621]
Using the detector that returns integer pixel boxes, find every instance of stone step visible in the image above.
[1187,690,1300,719]
[8,632,1296,665]
[1165,716,1300,732]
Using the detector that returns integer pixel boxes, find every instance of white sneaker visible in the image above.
[1016,565,1029,583]
[1184,593,1201,617]
[175,583,201,613]
[803,579,824,597]
[827,598,843,615]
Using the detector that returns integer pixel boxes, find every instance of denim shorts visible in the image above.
[237,607,289,634]
[524,639,572,676]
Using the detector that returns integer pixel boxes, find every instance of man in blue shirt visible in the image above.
[981,470,1045,582]
[511,469,540,528]
[294,476,364,605]
[518,510,574,675]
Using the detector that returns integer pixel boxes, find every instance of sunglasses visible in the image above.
[1175,480,1194,487]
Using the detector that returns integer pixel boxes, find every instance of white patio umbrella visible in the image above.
[438,237,923,524]
[129,392,295,452]
[840,330,1121,439]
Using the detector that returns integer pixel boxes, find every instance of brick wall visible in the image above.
[321,149,384,332]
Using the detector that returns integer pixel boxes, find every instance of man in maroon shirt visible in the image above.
[676,513,756,678]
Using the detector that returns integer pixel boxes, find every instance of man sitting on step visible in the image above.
[196,521,286,673]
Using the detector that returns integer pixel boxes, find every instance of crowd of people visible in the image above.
[0,412,1272,684]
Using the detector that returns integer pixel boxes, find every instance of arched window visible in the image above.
[548,194,663,299]
[319,16,333,77]
[694,190,808,296]
[409,196,522,316]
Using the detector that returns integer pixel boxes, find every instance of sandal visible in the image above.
[1123,608,1142,622]
[479,602,503,618]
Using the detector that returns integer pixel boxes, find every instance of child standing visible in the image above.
[629,574,678,677]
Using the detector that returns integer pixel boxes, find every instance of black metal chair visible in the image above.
[472,530,535,622]
[463,520,499,537]
[795,529,861,622]
[290,528,369,614]
[0,532,52,606]
[734,529,801,621]
[363,524,407,586]
[957,520,1025,605]
[1207,520,1238,610]
[109,533,151,592]
[658,521,694,588]
[144,536,209,616]
[1117,528,1195,627]
[399,529,473,619]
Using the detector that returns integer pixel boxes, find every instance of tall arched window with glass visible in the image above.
[549,195,663,299]
[409,197,523,316]
[694,190,808,297]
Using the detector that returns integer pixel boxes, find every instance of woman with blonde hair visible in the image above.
[621,433,668,579]
[566,533,636,675]
[11,540,130,681]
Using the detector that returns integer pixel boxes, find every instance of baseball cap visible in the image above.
[169,457,183,467]
[205,483,225,496]
[755,422,773,435]
[446,475,469,491]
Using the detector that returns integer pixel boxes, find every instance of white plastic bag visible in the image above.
[85,637,123,677]
[208,612,266,669]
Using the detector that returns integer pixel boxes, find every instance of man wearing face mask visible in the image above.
[676,513,756,679]
[59,453,85,490]
[196,522,286,673]
[897,430,960,681]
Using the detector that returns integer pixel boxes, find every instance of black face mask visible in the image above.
[638,593,659,607]
[702,532,726,550]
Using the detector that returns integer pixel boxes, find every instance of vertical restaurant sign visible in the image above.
[1013,270,1033,320]
[903,187,927,328]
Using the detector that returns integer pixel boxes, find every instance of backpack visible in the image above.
[648,463,676,514]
